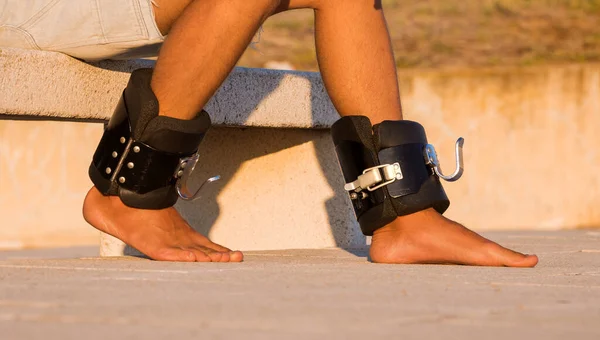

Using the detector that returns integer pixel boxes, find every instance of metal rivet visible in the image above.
[177,170,184,177]
[133,146,140,153]
[350,193,358,200]
[119,177,126,184]
[119,137,126,144]
[127,162,134,169]
[105,167,112,174]
[181,162,187,169]
[112,151,118,158]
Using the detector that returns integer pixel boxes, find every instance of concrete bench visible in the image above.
[0,48,361,254]
[2,47,599,253]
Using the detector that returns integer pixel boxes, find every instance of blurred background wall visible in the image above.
[238,0,600,71]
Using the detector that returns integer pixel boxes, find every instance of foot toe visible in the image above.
[202,248,224,262]
[153,248,197,262]
[207,243,232,253]
[508,254,539,268]
[485,243,539,267]
[191,234,232,253]
[218,251,231,263]
[187,248,212,262]
[229,251,244,262]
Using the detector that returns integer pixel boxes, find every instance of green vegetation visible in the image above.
[238,0,600,70]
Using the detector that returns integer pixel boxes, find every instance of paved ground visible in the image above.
[0,231,599,339]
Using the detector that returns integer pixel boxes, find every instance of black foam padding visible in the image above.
[331,116,398,235]
[142,113,211,154]
[374,120,428,148]
[123,68,212,154]
[357,199,398,234]
[331,116,376,151]
[334,141,375,184]
[390,176,450,217]
[123,69,159,140]
[331,117,378,182]
[120,186,179,209]
[89,68,212,209]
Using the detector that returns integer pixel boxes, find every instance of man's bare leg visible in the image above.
[301,0,537,266]
[151,0,281,119]
[82,0,283,262]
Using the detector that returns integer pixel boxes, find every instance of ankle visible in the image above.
[375,209,432,231]
[372,219,408,243]
[373,219,402,236]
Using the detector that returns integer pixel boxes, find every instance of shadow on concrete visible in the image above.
[88,58,157,74]
[308,75,367,251]
[176,126,315,238]
[88,54,365,258]
[0,114,106,124]
[341,247,370,260]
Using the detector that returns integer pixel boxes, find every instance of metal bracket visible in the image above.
[344,163,403,196]
[175,153,221,201]
[424,137,465,182]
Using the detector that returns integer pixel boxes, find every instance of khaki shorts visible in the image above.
[0,0,164,60]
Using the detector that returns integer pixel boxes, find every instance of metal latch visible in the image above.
[344,163,403,195]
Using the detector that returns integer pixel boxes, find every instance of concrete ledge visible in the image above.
[0,48,338,128]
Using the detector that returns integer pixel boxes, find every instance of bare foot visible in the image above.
[370,208,538,267]
[83,187,243,262]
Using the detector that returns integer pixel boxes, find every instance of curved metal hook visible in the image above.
[425,137,465,182]
[175,154,221,201]
[177,175,221,201]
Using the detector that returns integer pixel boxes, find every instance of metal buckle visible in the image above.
[344,163,403,196]
[175,154,221,201]
[424,137,465,182]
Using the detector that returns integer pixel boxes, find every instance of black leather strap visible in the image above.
[378,144,431,198]
[331,116,450,236]
[90,96,132,196]
[89,68,211,210]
